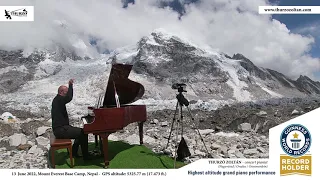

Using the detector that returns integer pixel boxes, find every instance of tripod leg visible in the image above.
[186,106,212,158]
[173,105,181,169]
[165,101,179,150]
[180,103,183,136]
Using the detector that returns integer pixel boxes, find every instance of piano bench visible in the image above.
[50,136,73,169]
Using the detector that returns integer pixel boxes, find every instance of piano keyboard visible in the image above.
[79,118,85,128]
[82,118,88,124]
[79,94,104,128]
[80,115,95,128]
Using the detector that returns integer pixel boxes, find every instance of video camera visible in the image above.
[172,83,187,93]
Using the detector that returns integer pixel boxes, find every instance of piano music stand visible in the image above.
[165,90,211,168]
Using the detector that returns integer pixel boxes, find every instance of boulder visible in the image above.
[256,111,267,117]
[238,123,251,132]
[20,120,46,136]
[160,121,168,127]
[199,129,214,136]
[150,119,159,124]
[36,126,51,136]
[243,148,259,156]
[35,136,50,147]
[17,144,32,151]
[291,109,300,116]
[210,143,221,150]
[9,133,27,147]
[0,122,15,137]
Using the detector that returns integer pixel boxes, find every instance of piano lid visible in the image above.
[103,63,145,107]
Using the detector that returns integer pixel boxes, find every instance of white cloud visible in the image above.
[0,0,319,80]
[294,21,320,37]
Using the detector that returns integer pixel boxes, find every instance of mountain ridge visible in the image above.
[109,29,319,102]
[0,29,319,115]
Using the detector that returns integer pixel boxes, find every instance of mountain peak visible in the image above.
[232,53,248,60]
[296,75,317,84]
[151,28,180,39]
[296,75,320,94]
[297,75,310,81]
[146,28,199,48]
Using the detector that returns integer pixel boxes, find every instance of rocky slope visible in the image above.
[0,116,268,169]
[0,47,83,94]
[1,97,319,168]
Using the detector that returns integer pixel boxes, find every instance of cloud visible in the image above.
[0,0,319,80]
[292,21,320,79]
[294,21,320,37]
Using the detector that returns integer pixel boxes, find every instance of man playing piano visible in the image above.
[51,79,91,160]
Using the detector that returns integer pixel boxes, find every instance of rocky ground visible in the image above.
[0,97,319,169]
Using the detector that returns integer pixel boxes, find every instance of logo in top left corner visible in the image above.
[5,9,12,19]
[1,6,34,21]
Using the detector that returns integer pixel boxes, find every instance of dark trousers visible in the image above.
[53,125,89,158]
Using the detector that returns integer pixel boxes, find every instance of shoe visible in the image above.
[83,152,100,161]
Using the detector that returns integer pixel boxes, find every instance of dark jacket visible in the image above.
[51,84,73,129]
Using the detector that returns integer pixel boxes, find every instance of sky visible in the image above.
[269,0,320,79]
[0,0,319,81]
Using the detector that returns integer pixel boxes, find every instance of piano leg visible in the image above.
[99,136,103,156]
[99,133,110,168]
[95,135,98,147]
[138,122,144,145]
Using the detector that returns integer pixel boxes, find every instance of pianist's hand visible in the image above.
[69,79,74,85]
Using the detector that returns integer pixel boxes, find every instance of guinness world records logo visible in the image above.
[280,124,311,157]
[280,124,312,176]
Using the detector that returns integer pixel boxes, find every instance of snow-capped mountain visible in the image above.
[0,29,319,118]
[110,29,320,101]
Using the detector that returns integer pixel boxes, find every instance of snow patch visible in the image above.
[216,58,252,101]
[0,65,28,75]
[145,36,162,46]
[214,132,240,137]
[152,28,199,48]
[283,78,296,88]
[35,58,62,78]
[261,87,283,98]
[112,44,138,64]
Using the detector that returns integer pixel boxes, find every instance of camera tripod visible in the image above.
[164,90,211,168]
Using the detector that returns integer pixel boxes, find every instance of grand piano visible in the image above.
[82,63,147,168]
